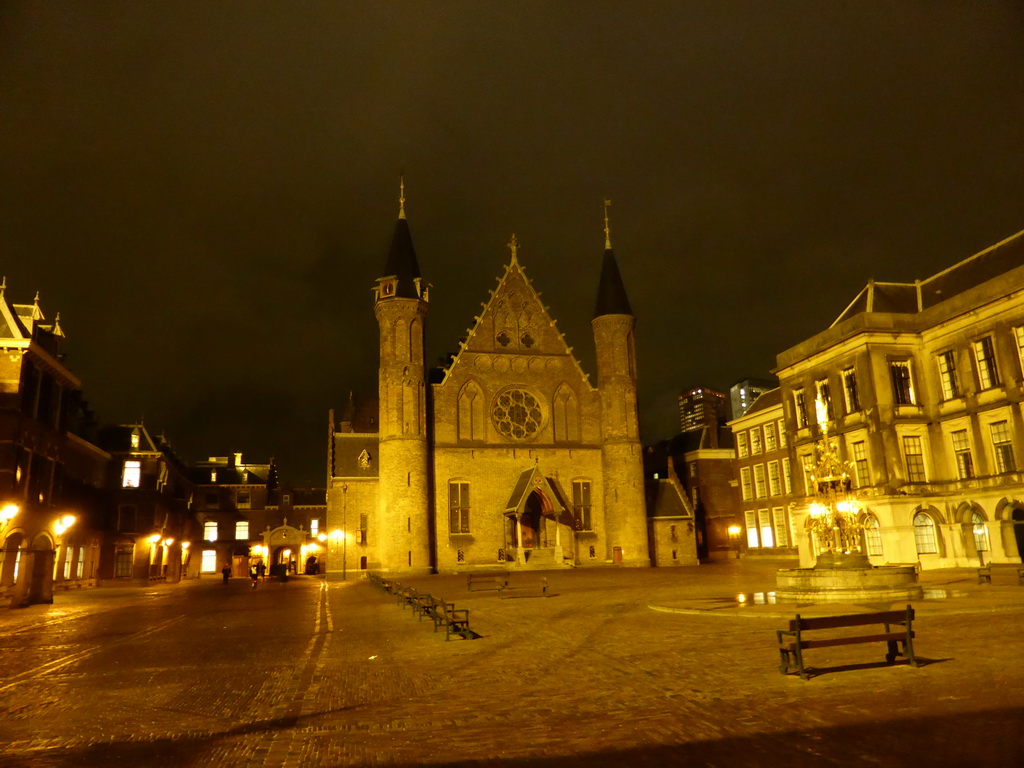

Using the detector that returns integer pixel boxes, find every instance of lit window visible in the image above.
[778,419,787,447]
[745,510,759,548]
[740,467,752,501]
[767,461,781,497]
[782,458,792,494]
[235,521,249,540]
[951,430,974,480]
[815,378,834,420]
[764,423,777,452]
[990,421,1015,474]
[853,441,870,487]
[937,350,959,400]
[972,337,1000,390]
[130,431,140,449]
[689,462,697,478]
[902,436,927,483]
[76,546,85,579]
[864,515,883,557]
[750,428,763,455]
[758,509,774,547]
[913,513,938,555]
[890,361,915,405]
[972,512,989,553]
[210,470,217,482]
[449,481,471,533]
[122,460,141,488]
[754,464,767,498]
[201,549,217,573]
[572,480,592,532]
[63,547,72,580]
[737,432,749,458]
[842,368,860,413]
[204,521,218,542]
[310,519,319,536]
[237,492,251,509]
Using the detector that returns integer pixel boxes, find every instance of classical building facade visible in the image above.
[776,230,1024,569]
[728,389,799,559]
[327,201,650,576]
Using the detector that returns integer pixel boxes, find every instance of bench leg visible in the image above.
[885,639,899,665]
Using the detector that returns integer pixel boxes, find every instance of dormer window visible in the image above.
[381,281,395,297]
[130,431,140,449]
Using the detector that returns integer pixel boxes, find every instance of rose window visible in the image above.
[492,389,543,440]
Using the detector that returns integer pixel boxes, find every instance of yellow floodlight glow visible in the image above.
[329,529,343,539]
[317,532,327,542]
[148,533,162,544]
[180,541,191,549]
[162,538,174,546]
[54,514,77,536]
[836,501,857,514]
[809,503,828,518]
[1,503,18,523]
[727,524,742,536]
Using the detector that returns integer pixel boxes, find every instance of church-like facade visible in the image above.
[326,197,649,576]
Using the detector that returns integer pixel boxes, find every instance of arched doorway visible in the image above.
[1013,508,1024,560]
[519,492,545,549]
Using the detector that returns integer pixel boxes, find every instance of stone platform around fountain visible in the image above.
[776,563,923,602]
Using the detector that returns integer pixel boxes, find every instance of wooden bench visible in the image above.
[411,592,437,621]
[436,600,473,640]
[395,584,418,610]
[777,605,918,680]
[467,572,509,592]
[498,576,549,599]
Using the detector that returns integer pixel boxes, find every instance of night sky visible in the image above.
[3,2,1023,484]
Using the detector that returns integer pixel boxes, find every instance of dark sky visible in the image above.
[3,2,1023,484]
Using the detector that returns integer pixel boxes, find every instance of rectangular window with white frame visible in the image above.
[852,440,870,487]
[794,389,808,428]
[972,336,1000,389]
[815,378,834,420]
[890,360,915,405]
[778,419,787,447]
[740,467,752,501]
[772,507,789,548]
[754,464,767,498]
[750,427,762,455]
[737,431,749,458]
[936,350,959,400]
[782,458,792,494]
[235,521,249,541]
[951,430,975,480]
[764,422,777,451]
[902,435,927,483]
[768,460,781,496]
[990,421,1015,474]
[236,491,251,509]
[310,518,319,536]
[744,510,759,548]
[204,520,218,542]
[842,367,860,413]
[758,509,774,547]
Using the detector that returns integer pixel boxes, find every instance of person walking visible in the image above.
[221,563,231,584]
[250,565,259,589]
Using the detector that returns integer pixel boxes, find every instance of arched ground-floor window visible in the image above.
[913,512,938,555]
[863,514,883,557]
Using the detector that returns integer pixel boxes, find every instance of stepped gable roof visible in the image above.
[382,217,422,299]
[593,248,633,318]
[831,229,1024,326]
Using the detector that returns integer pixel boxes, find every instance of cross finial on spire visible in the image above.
[33,291,40,305]
[507,233,519,263]
[398,175,406,220]
[603,199,612,250]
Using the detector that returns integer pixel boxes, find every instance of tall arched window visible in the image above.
[458,381,485,442]
[971,511,989,553]
[913,512,938,555]
[863,514,883,557]
[552,384,579,443]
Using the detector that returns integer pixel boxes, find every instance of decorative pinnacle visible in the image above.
[398,175,406,220]
[0,277,5,296]
[507,233,519,263]
[603,199,612,249]
[34,291,40,304]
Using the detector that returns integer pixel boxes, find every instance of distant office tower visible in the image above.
[678,387,728,433]
[730,378,777,420]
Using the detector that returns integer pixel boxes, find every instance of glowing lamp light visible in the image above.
[1,503,18,523]
[727,524,742,536]
[148,533,162,544]
[180,541,191,550]
[317,532,327,542]
[809,503,828,519]
[329,529,344,540]
[54,514,77,536]
[162,538,174,546]
[836,501,857,514]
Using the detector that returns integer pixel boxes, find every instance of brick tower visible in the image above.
[591,204,650,566]
[372,183,432,574]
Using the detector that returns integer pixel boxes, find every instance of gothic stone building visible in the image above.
[327,205,649,576]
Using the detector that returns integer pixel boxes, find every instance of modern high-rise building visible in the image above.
[678,387,728,433]
[326,193,650,575]
[729,377,776,420]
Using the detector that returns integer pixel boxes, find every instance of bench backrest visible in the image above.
[789,606,913,632]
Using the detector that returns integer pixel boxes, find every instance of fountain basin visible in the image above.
[776,564,922,602]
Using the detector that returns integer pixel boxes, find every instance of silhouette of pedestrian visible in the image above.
[221,563,231,584]
[250,566,259,589]
[256,561,266,581]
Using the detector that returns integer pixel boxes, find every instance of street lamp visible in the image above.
[341,483,348,580]
[1,503,18,526]
[727,524,742,559]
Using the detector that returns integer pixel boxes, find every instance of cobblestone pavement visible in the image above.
[1,562,1023,767]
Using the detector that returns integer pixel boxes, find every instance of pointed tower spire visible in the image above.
[379,177,425,300]
[507,233,519,265]
[398,175,406,220]
[593,202,633,318]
